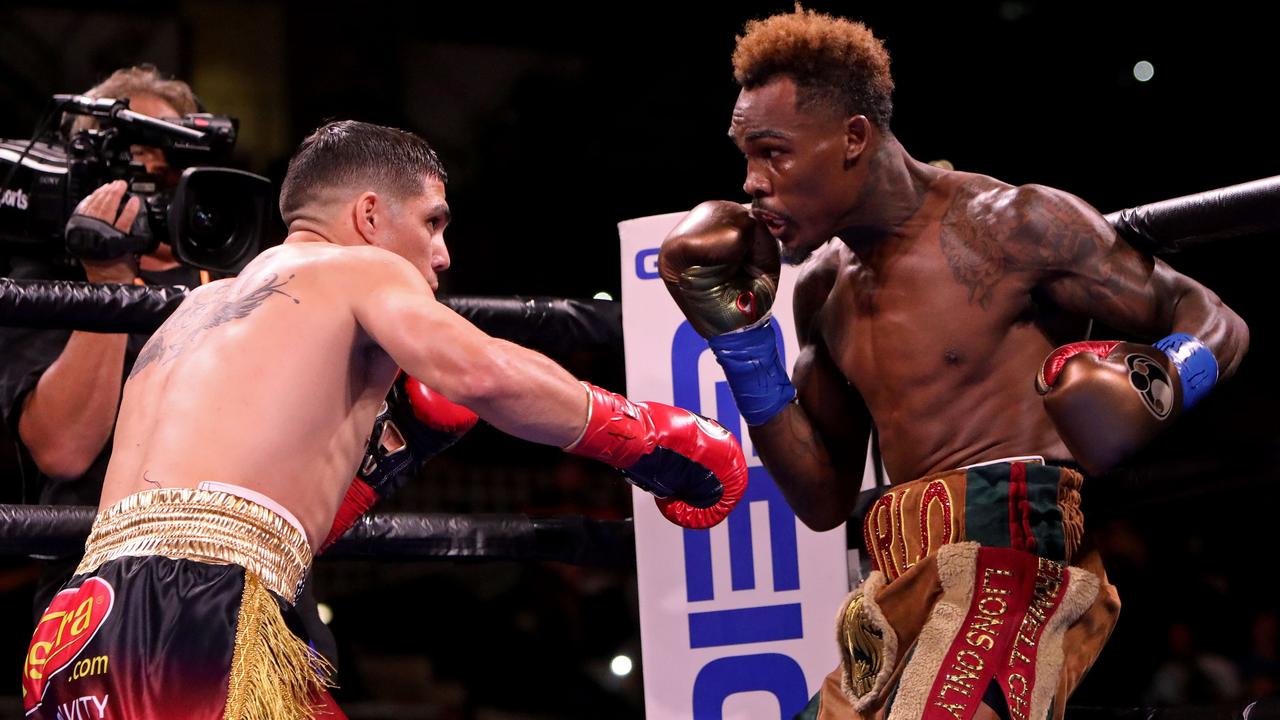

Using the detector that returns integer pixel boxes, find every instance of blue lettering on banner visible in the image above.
[689,604,803,648]
[669,320,809,717]
[684,529,714,603]
[692,654,809,720]
[635,248,660,279]
[729,468,800,592]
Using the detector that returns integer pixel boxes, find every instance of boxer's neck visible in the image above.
[836,137,940,257]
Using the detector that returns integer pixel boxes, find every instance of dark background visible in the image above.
[2,1,1277,717]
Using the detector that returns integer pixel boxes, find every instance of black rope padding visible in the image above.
[4,176,1276,339]
[446,296,621,354]
[0,504,95,558]
[0,280,621,354]
[328,512,634,566]
[0,504,635,567]
[1104,174,1280,253]
[0,278,189,334]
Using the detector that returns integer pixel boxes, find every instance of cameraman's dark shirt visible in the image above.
[0,256,338,667]
[0,256,197,507]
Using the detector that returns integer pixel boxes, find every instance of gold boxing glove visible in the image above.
[659,201,780,338]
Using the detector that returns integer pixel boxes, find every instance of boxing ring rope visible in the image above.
[0,174,1276,564]
[3,173,1275,335]
[0,286,623,350]
[0,504,635,566]
[1104,174,1280,253]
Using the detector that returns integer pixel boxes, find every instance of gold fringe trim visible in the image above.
[1057,468,1085,563]
[224,572,335,720]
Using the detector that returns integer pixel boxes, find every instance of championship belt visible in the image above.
[837,543,1099,719]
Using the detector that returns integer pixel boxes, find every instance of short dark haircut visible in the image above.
[733,8,894,128]
[279,120,448,224]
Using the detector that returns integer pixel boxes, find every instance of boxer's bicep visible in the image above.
[350,256,502,402]
[1043,233,1247,376]
[1010,185,1177,337]
[350,257,585,444]
[1021,186,1247,377]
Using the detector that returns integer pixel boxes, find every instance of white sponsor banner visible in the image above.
[619,211,849,720]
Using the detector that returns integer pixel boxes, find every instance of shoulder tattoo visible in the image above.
[129,273,300,379]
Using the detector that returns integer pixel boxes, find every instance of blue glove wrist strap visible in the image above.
[707,318,796,426]
[1154,333,1218,410]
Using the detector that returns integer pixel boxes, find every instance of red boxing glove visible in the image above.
[401,378,483,432]
[564,382,747,529]
[321,374,479,552]
[1035,341,1122,393]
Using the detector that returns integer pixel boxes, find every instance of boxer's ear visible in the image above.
[352,191,382,244]
[844,115,871,166]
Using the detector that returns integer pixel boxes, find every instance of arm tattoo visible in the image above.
[939,189,1007,309]
[128,273,300,380]
[939,183,1110,309]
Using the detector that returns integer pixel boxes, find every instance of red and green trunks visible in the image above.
[801,460,1119,720]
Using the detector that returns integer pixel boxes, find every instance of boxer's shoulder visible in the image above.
[938,174,1108,273]
[936,171,1020,225]
[950,178,1098,237]
[792,239,845,341]
[271,243,426,291]
[998,183,1114,272]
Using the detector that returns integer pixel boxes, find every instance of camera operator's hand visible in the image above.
[72,180,142,284]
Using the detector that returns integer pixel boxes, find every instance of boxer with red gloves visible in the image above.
[24,120,747,720]
[661,10,1249,718]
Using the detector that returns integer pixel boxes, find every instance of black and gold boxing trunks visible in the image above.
[21,487,341,719]
[800,460,1121,720]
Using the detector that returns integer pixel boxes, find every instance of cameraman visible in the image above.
[0,68,334,667]
[1,67,205,547]
[5,67,201,500]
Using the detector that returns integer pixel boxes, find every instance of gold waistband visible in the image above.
[76,488,312,603]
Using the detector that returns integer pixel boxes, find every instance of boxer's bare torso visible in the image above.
[794,171,1090,484]
[102,242,402,548]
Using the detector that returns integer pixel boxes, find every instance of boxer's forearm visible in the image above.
[361,279,589,448]
[432,337,587,448]
[749,404,864,532]
[1168,281,1249,379]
